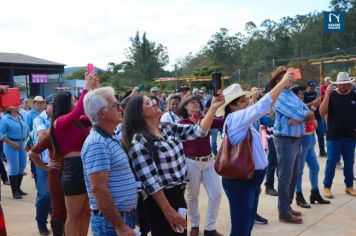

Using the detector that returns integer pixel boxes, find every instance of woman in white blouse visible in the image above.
[217,69,294,236]
[160,95,181,123]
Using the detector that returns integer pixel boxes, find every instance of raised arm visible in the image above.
[56,72,99,129]
[319,84,333,117]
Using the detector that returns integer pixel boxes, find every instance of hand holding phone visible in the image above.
[212,72,222,96]
[291,68,301,80]
[87,63,94,73]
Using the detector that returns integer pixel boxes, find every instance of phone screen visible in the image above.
[212,72,222,96]
[291,68,301,80]
[87,63,94,73]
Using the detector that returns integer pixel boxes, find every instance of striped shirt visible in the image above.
[81,125,137,212]
[128,122,208,198]
[274,89,309,138]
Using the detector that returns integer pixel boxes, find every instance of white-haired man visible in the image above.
[320,72,356,198]
[82,87,137,236]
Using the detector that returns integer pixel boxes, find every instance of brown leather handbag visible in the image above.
[214,127,255,179]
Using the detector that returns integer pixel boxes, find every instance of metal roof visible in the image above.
[0,52,65,66]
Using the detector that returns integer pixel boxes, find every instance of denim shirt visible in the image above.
[27,109,40,132]
[274,89,309,138]
[0,113,29,140]
[33,110,51,163]
[225,94,273,170]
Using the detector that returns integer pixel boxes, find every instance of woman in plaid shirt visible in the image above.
[122,93,224,236]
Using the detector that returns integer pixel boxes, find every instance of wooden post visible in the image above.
[320,63,324,85]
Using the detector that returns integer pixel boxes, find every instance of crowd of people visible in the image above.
[0,67,355,236]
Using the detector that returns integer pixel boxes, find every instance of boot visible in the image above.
[17,174,27,195]
[310,189,330,204]
[9,175,22,199]
[296,192,310,208]
[50,220,65,236]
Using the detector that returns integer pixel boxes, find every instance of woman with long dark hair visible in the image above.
[122,93,224,236]
[50,72,99,236]
[0,105,29,199]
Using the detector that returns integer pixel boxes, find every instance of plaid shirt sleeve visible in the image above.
[129,135,164,195]
[171,123,208,141]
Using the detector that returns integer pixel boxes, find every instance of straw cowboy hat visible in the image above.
[216,84,252,117]
[331,72,355,85]
[269,66,287,89]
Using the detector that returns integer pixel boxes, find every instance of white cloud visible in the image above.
[0,0,329,70]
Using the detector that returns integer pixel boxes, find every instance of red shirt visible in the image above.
[54,89,91,157]
[179,117,224,157]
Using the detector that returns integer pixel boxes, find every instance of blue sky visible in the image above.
[0,0,331,70]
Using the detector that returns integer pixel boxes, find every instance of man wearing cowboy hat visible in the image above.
[270,66,315,224]
[319,72,356,198]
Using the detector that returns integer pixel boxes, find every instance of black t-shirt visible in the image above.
[303,91,321,119]
[327,90,356,140]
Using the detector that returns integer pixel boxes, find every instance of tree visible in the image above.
[125,31,169,80]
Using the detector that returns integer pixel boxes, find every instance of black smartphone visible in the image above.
[212,72,222,96]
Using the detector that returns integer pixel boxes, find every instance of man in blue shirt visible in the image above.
[27,95,45,181]
[82,87,137,236]
[32,95,54,235]
[269,66,314,224]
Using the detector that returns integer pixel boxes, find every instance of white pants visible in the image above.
[186,158,222,230]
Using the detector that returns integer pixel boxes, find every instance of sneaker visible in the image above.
[265,187,278,196]
[39,226,50,236]
[255,213,268,224]
[336,162,343,169]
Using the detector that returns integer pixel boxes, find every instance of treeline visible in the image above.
[68,0,356,93]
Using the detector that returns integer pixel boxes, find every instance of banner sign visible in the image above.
[32,74,48,83]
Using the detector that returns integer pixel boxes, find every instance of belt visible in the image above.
[8,138,26,142]
[91,208,136,217]
[185,154,214,162]
[274,135,302,140]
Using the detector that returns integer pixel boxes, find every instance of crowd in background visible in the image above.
[0,68,355,236]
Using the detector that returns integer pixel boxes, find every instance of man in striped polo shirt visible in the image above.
[269,67,314,224]
[82,87,137,236]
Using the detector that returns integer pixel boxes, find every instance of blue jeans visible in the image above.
[35,167,51,229]
[315,117,326,153]
[323,139,356,188]
[265,139,278,188]
[274,136,301,218]
[222,170,266,236]
[90,212,136,236]
[296,134,320,192]
[210,128,222,156]
[3,142,27,176]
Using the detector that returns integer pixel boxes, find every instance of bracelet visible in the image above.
[311,106,317,111]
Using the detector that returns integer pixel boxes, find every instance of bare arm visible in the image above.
[1,137,19,150]
[90,172,135,236]
[319,84,333,117]
[200,93,225,131]
[269,68,295,104]
[152,189,186,231]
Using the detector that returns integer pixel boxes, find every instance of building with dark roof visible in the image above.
[0,52,65,97]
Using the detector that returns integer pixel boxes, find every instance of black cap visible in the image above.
[307,81,316,88]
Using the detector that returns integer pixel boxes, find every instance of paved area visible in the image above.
[2,153,356,235]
